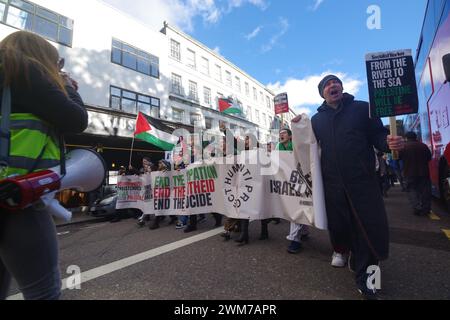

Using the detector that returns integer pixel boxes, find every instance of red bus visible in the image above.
[404,0,450,210]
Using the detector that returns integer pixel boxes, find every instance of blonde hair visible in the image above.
[0,31,66,94]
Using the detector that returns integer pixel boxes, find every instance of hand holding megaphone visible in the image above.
[0,149,106,221]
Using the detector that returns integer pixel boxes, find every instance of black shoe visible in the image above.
[236,238,249,246]
[184,225,197,233]
[357,286,379,300]
[287,241,302,254]
[300,233,310,241]
[220,232,231,241]
[235,236,249,245]
[137,221,145,227]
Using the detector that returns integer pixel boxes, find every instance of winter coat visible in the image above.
[311,93,390,260]
[399,140,431,178]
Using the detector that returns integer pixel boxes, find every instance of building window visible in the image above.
[205,117,212,129]
[253,87,258,101]
[235,76,241,93]
[170,39,181,61]
[190,113,201,126]
[262,113,267,127]
[172,108,184,123]
[171,73,183,95]
[201,57,209,75]
[260,92,264,105]
[215,64,222,82]
[188,81,198,101]
[111,39,159,78]
[1,0,74,46]
[110,86,160,118]
[266,96,271,109]
[204,87,211,105]
[186,49,196,69]
[255,110,260,122]
[269,116,273,128]
[247,106,252,121]
[245,82,250,97]
[225,71,232,87]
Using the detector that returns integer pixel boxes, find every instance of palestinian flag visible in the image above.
[134,112,179,151]
[218,97,242,115]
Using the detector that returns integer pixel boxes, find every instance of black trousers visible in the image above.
[405,176,432,213]
[0,208,61,300]
[328,194,380,288]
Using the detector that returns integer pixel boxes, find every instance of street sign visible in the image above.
[366,49,418,118]
[274,93,290,115]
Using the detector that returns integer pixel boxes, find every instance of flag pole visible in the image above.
[129,112,140,169]
[128,135,136,169]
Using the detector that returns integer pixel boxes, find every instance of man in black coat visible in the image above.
[399,132,432,216]
[294,75,403,299]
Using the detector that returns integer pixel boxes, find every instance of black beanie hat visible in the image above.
[318,75,342,98]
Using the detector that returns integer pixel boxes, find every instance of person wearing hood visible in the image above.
[293,75,403,299]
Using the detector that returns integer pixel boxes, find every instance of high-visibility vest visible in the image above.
[0,113,60,178]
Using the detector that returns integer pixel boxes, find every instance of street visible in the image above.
[7,185,450,300]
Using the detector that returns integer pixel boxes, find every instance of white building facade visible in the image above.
[0,0,288,169]
[161,22,278,144]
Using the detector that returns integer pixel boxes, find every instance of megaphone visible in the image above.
[0,149,106,222]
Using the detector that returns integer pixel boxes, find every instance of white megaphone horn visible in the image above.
[0,149,107,222]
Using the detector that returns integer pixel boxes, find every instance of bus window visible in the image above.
[420,58,434,101]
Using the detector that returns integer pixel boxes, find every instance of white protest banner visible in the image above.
[116,174,152,212]
[291,115,328,230]
[116,116,328,230]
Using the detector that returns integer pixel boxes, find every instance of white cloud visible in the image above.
[103,0,268,32]
[295,107,314,116]
[245,26,262,40]
[309,0,324,11]
[267,71,364,114]
[261,17,289,53]
[227,0,269,11]
[213,46,221,55]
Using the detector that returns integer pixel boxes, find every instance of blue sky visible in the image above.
[104,0,428,116]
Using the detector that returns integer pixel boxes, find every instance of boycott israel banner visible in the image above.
[116,117,327,229]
